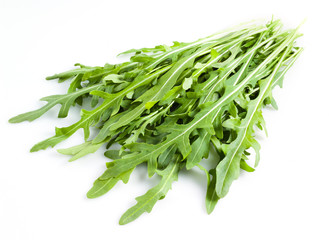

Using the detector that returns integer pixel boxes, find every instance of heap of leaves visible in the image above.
[10,19,302,224]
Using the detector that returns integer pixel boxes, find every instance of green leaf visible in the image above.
[87,168,134,199]
[119,157,180,225]
[9,84,101,123]
[206,170,220,214]
[186,129,211,169]
[102,74,125,84]
[182,77,193,90]
[240,159,255,172]
[57,140,105,162]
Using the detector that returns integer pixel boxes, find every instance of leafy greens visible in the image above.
[9,19,303,225]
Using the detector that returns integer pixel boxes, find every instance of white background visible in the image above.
[1,0,328,239]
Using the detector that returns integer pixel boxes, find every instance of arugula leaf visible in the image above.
[119,157,180,225]
[57,140,106,162]
[206,169,220,214]
[87,168,134,199]
[9,84,102,123]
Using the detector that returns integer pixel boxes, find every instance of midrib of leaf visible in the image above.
[89,178,118,196]
[206,175,219,214]
[146,39,215,70]
[92,64,171,117]
[193,43,239,79]
[208,189,217,209]
[201,40,259,103]
[150,49,204,100]
[158,144,176,167]
[186,131,208,169]
[146,25,265,70]
[232,48,257,86]
[271,48,303,88]
[60,84,101,110]
[54,84,102,102]
[201,57,242,103]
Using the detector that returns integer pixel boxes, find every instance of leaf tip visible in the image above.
[8,117,18,123]
[206,207,214,215]
[118,215,129,225]
[67,157,76,162]
[45,75,58,80]
[8,114,27,123]
[56,148,65,154]
[86,191,96,199]
[30,146,38,152]
[30,142,46,152]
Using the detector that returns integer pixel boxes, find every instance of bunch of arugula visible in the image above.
[9,19,302,225]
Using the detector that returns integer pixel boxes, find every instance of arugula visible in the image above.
[9,19,302,224]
